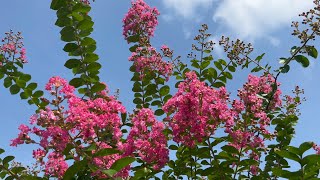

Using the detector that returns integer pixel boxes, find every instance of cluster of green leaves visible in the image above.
[272,142,320,179]
[51,0,105,98]
[127,39,172,118]
[62,146,135,180]
[0,55,46,109]
[280,45,318,74]
[0,148,43,180]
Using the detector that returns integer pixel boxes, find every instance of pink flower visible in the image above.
[124,108,169,170]
[44,152,68,179]
[123,0,160,41]
[129,46,173,80]
[163,71,232,147]
[45,76,75,97]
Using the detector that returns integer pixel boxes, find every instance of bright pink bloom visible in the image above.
[0,31,27,64]
[45,76,75,97]
[129,46,173,80]
[163,71,232,147]
[123,0,160,41]
[124,108,169,170]
[44,152,68,179]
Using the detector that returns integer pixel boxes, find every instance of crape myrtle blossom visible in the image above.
[223,74,282,176]
[163,71,233,147]
[129,46,173,80]
[163,72,282,152]
[123,0,160,41]
[124,108,169,170]
[11,76,128,179]
[0,31,28,65]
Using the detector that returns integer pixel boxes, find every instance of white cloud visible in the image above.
[162,0,215,19]
[213,0,314,40]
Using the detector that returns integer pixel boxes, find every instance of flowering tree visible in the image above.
[0,0,320,179]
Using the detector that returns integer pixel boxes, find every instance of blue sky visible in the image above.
[0,0,319,168]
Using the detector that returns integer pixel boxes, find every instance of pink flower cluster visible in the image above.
[129,46,173,80]
[0,31,28,65]
[124,108,169,170]
[227,74,282,151]
[163,71,232,147]
[11,76,128,179]
[123,0,160,41]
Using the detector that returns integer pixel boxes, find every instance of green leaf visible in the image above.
[298,142,314,156]
[4,77,12,88]
[55,16,72,27]
[159,85,170,96]
[221,145,239,154]
[50,0,65,10]
[10,85,20,95]
[169,145,178,150]
[69,78,84,88]
[208,67,217,78]
[0,148,4,154]
[94,148,120,157]
[306,46,318,59]
[20,74,31,82]
[275,150,300,162]
[65,59,81,69]
[228,65,236,72]
[133,98,143,105]
[201,60,211,69]
[81,37,96,46]
[33,90,43,98]
[302,154,320,166]
[78,19,94,30]
[63,159,87,180]
[212,82,224,88]
[83,53,99,63]
[11,167,26,174]
[294,55,310,68]
[255,53,265,62]
[223,72,233,79]
[145,84,157,95]
[191,61,200,69]
[281,64,290,73]
[63,43,78,52]
[129,45,138,52]
[214,61,223,71]
[20,92,29,99]
[16,79,26,88]
[87,62,101,72]
[203,49,211,54]
[132,82,142,92]
[0,72,4,80]
[155,109,164,116]
[126,35,140,43]
[101,169,117,177]
[3,156,14,165]
[60,26,76,42]
[26,83,37,91]
[91,83,106,93]
[110,157,135,172]
[73,3,91,13]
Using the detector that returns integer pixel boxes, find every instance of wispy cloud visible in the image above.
[162,0,215,19]
[213,0,313,41]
